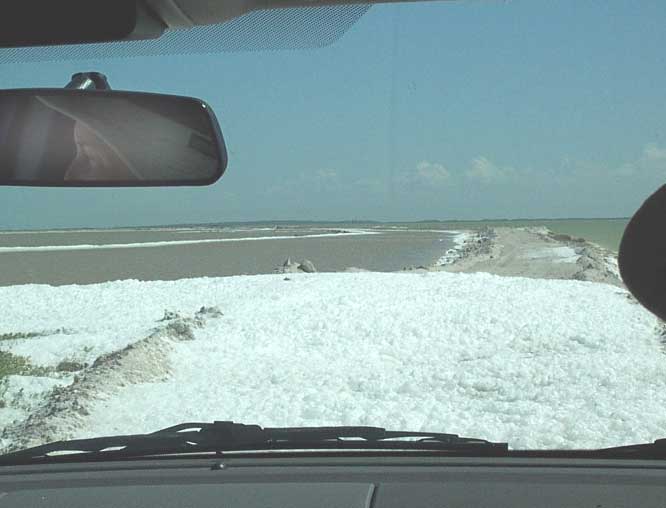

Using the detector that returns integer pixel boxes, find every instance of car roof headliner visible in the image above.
[146,0,443,29]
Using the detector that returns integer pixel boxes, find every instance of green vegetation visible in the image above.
[0,351,57,408]
[55,360,86,373]
[0,350,35,377]
[0,351,52,379]
[0,328,74,342]
[0,331,44,341]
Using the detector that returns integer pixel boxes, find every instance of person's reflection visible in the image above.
[64,120,136,181]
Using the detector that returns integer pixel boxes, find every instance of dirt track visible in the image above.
[437,227,623,287]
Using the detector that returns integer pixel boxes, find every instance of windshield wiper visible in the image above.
[0,421,508,464]
[592,439,666,460]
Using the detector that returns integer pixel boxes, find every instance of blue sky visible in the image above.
[1,0,666,228]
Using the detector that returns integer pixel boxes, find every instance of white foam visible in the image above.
[1,271,660,450]
[605,256,621,278]
[436,231,471,265]
[0,230,377,253]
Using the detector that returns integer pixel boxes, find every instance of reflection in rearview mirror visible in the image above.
[0,90,227,186]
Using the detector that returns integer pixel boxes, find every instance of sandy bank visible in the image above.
[437,227,623,287]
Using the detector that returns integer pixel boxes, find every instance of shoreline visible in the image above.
[431,226,623,287]
[0,220,625,282]
[0,225,656,452]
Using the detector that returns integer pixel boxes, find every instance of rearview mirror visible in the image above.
[0,90,227,186]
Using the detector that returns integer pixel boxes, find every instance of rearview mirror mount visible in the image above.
[0,0,165,48]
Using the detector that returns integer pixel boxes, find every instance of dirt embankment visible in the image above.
[436,226,623,287]
[0,307,223,454]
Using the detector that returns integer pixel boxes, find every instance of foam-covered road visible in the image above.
[0,270,662,451]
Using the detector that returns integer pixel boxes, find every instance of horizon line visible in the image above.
[0,217,631,233]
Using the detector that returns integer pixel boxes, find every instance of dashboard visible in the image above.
[0,454,664,507]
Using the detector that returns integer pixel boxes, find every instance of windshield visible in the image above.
[0,0,665,454]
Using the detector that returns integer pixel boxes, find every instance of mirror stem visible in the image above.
[64,72,112,90]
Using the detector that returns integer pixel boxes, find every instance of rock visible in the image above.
[195,306,223,319]
[576,256,596,271]
[298,259,317,273]
[551,233,572,242]
[275,258,301,273]
[576,252,602,271]
[275,258,317,274]
[158,310,181,322]
[402,265,429,272]
[285,264,301,273]
[457,228,494,258]
[165,321,195,341]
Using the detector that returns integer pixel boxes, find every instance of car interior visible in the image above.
[0,1,665,507]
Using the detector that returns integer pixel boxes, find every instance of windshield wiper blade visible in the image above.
[593,439,666,459]
[0,421,508,464]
